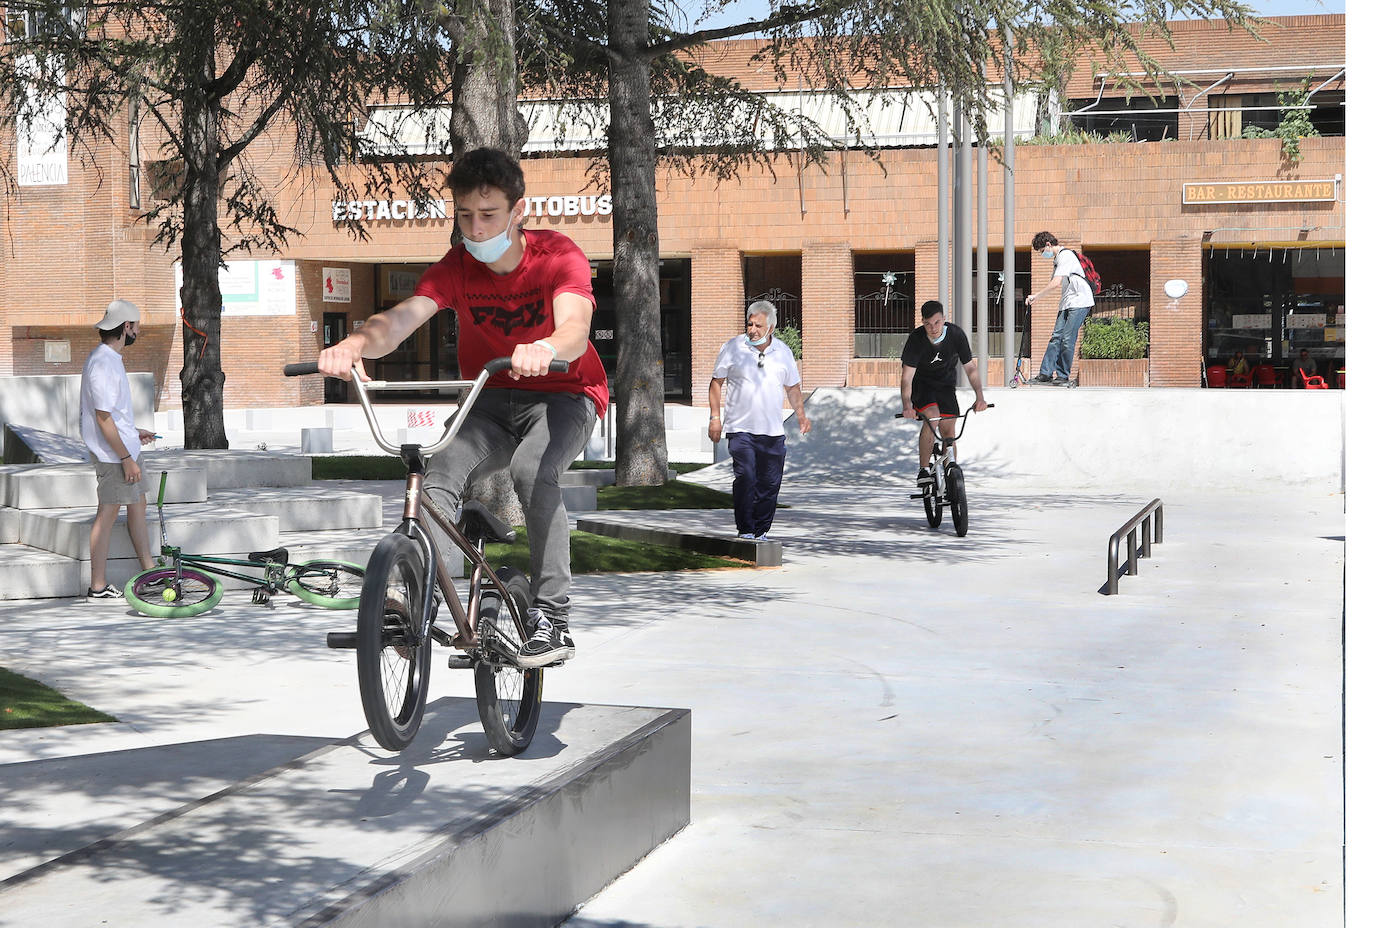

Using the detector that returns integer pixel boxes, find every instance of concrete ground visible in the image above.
[0,389,1349,927]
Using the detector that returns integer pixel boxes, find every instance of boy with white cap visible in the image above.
[80,299,157,600]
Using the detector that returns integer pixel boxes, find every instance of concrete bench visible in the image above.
[575,515,782,567]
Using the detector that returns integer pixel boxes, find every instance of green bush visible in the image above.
[1079,318,1149,360]
[774,324,802,359]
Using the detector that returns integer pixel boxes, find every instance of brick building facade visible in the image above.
[0,14,1346,412]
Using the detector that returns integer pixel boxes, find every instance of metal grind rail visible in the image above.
[1105,499,1164,595]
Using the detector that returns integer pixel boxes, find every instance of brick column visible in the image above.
[690,245,744,406]
[912,240,941,321]
[1149,238,1205,387]
[800,242,853,388]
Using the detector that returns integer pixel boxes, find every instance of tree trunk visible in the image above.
[178,47,228,450]
[443,0,529,524]
[608,0,668,486]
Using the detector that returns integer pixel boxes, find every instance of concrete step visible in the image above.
[0,699,690,927]
[0,463,208,510]
[142,450,313,489]
[0,543,81,599]
[17,504,278,562]
[210,486,383,532]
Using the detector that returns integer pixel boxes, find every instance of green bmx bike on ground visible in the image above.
[122,471,365,618]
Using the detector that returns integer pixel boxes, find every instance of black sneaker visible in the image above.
[86,585,121,602]
[1033,373,1054,383]
[517,610,575,668]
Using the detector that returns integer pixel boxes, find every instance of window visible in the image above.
[1067,96,1180,141]
[4,3,86,42]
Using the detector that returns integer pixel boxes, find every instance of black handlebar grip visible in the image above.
[484,357,572,374]
[283,362,320,377]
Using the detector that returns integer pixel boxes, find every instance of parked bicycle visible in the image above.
[895,404,993,538]
[286,357,565,755]
[123,471,365,618]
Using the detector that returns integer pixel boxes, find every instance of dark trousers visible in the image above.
[728,432,786,536]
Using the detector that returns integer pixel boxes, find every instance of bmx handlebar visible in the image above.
[283,356,571,457]
[894,404,994,443]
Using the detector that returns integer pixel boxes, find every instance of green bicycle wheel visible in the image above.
[287,560,366,609]
[124,566,224,618]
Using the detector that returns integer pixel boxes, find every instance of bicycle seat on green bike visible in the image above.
[248,546,289,565]
[458,500,516,545]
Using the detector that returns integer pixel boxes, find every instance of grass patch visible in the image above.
[0,667,115,730]
[598,481,735,510]
[483,528,747,574]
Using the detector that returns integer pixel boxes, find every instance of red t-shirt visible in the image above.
[413,229,609,416]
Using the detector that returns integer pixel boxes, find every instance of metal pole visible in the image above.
[956,105,973,331]
[977,69,990,387]
[1002,25,1017,385]
[937,86,949,313]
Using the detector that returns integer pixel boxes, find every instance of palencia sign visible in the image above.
[331,193,612,223]
[1182,179,1338,205]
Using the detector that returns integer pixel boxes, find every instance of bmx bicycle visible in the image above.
[895,404,993,538]
[123,471,365,618]
[286,357,563,755]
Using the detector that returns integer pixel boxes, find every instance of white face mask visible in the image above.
[1042,248,1055,259]
[462,210,518,264]
[748,332,769,347]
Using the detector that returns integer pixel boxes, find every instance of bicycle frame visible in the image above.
[150,471,294,591]
[340,364,533,659]
[897,406,989,501]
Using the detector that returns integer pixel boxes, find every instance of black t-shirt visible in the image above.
[900,322,973,387]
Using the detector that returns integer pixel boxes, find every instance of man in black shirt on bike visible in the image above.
[900,300,989,489]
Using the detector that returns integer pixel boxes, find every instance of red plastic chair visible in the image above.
[1205,365,1227,388]
[1296,368,1328,390]
[1227,368,1253,388]
[1338,369,1346,389]
[1253,364,1279,388]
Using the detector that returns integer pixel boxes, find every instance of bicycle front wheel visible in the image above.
[473,567,543,756]
[947,463,968,537]
[356,534,432,751]
[287,559,365,609]
[124,566,224,618]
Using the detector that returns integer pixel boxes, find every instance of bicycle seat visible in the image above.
[248,546,289,565]
[458,500,516,544]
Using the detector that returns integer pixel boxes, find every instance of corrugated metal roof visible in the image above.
[358,88,1047,156]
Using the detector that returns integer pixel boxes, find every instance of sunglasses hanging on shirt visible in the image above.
[757,351,765,368]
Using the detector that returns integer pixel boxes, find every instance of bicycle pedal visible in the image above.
[448,653,475,670]
[252,589,273,606]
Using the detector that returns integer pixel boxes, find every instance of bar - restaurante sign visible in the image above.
[1182,179,1338,205]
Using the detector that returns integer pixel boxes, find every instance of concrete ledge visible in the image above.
[18,505,277,561]
[0,700,691,928]
[576,515,782,566]
[561,468,677,488]
[141,450,313,489]
[211,487,384,532]
[0,464,207,510]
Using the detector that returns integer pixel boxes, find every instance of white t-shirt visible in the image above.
[712,334,801,437]
[1054,249,1096,310]
[80,343,140,463]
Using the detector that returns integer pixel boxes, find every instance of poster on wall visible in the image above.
[174,260,297,316]
[323,267,352,303]
[16,55,68,186]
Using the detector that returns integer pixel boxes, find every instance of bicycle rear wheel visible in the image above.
[124,566,224,618]
[356,534,432,751]
[923,484,943,527]
[287,560,365,609]
[947,463,968,537]
[473,567,543,756]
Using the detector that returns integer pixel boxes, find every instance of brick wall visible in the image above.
[801,242,854,389]
[1149,239,1205,387]
[690,246,744,406]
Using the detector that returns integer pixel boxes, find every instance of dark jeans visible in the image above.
[727,432,786,536]
[426,389,597,623]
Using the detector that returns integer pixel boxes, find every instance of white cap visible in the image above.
[95,299,140,330]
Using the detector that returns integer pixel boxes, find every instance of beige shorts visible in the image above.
[92,457,148,506]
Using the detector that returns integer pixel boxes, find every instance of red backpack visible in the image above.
[1071,250,1103,295]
